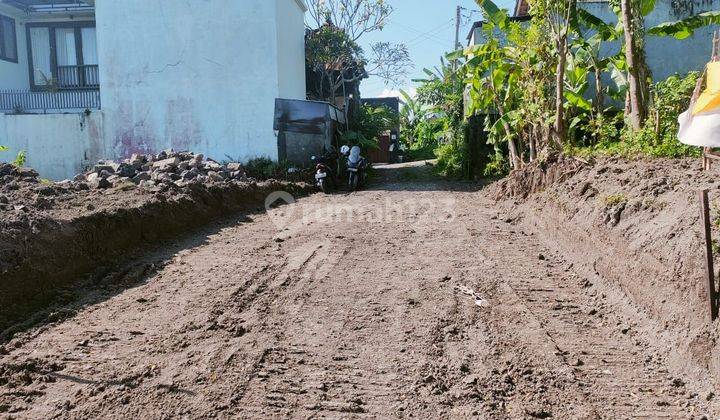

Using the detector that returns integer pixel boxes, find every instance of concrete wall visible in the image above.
[95,0,306,163]
[581,0,719,81]
[0,112,104,180]
[276,0,307,100]
[0,5,30,90]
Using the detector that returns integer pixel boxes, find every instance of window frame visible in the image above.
[26,21,96,91]
[0,14,18,64]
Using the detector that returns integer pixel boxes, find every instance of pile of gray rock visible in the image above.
[75,150,247,189]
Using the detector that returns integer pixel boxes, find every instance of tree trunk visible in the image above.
[594,67,604,116]
[501,119,521,170]
[529,125,537,162]
[554,37,568,147]
[620,0,647,131]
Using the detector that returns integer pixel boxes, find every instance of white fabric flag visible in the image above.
[678,109,720,147]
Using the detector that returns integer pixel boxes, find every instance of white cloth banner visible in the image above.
[678,109,720,147]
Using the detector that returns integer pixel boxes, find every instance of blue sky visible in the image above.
[356,0,516,98]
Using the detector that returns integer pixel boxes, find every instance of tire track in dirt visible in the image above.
[0,162,716,418]
[481,202,709,418]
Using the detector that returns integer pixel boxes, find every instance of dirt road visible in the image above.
[0,162,714,418]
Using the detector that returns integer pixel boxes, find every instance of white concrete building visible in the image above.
[0,0,307,180]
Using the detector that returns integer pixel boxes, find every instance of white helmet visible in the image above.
[340,145,350,155]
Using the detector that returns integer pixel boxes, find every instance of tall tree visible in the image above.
[305,0,412,103]
[306,0,392,42]
[620,0,649,130]
[532,0,577,146]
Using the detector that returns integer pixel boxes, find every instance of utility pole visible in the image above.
[454,5,461,70]
[455,5,461,52]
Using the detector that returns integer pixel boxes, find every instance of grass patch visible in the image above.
[603,193,628,207]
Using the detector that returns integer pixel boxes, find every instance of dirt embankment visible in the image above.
[493,155,720,390]
[0,162,312,334]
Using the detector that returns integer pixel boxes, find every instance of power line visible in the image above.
[388,18,455,47]
[405,22,457,48]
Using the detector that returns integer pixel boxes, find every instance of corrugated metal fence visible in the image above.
[0,89,101,113]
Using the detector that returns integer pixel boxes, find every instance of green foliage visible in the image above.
[12,150,26,167]
[603,193,628,207]
[435,139,465,178]
[399,89,431,160]
[306,25,364,101]
[434,122,472,178]
[483,149,509,177]
[0,146,27,167]
[460,0,717,173]
[569,72,701,159]
[401,57,471,172]
[405,117,443,161]
[415,0,715,180]
[306,25,363,70]
[648,10,720,39]
[305,1,411,101]
[343,104,398,150]
[244,157,292,180]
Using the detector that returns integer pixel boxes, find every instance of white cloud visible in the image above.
[377,86,417,99]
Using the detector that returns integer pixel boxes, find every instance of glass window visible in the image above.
[81,27,98,65]
[0,15,17,62]
[30,27,51,85]
[55,28,78,66]
[55,28,79,86]
[28,23,98,89]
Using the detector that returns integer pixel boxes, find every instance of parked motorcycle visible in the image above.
[311,147,338,194]
[340,145,368,191]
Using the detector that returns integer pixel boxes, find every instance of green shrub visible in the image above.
[12,150,26,167]
[342,104,398,151]
[0,146,27,167]
[244,157,291,180]
[434,140,465,178]
[401,117,444,162]
[406,142,436,161]
[569,72,701,159]
[483,149,509,177]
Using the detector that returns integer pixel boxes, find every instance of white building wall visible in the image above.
[276,0,307,100]
[95,0,306,163]
[0,112,104,180]
[0,5,30,90]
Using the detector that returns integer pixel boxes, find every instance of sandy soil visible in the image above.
[0,161,715,418]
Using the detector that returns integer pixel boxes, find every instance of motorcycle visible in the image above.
[311,147,338,194]
[341,145,368,191]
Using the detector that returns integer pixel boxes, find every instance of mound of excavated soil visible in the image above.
[0,161,313,334]
[492,155,720,391]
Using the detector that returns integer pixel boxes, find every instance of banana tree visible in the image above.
[464,36,523,169]
[648,10,720,40]
[399,89,424,147]
[573,8,624,114]
[530,0,579,146]
[598,0,658,129]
